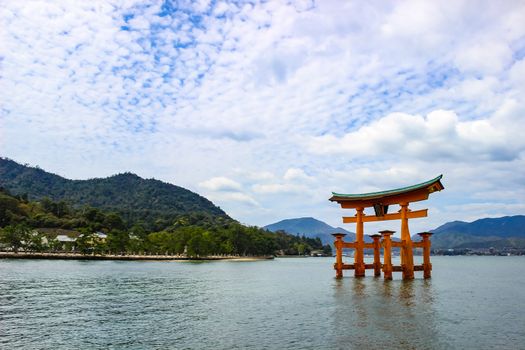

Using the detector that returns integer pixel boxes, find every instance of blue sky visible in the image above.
[1,0,525,233]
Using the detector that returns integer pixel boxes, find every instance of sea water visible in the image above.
[1,256,524,349]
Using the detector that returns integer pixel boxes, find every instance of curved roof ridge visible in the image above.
[331,175,443,199]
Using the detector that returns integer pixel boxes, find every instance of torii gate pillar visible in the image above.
[354,207,365,277]
[400,202,414,279]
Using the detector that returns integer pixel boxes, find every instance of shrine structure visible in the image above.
[329,175,444,280]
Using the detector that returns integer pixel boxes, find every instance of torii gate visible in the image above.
[329,175,444,280]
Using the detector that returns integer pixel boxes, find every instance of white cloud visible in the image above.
[199,177,242,192]
[309,108,525,162]
[283,168,311,181]
[252,183,305,194]
[208,192,259,207]
[1,0,524,229]
[454,42,512,75]
[235,169,275,181]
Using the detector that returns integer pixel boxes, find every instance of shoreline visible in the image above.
[0,252,274,261]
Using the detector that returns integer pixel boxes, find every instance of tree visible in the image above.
[0,193,26,226]
[220,240,234,255]
[104,212,126,231]
[126,236,144,254]
[0,224,30,252]
[107,230,129,254]
[76,228,95,254]
[54,200,70,218]
[82,207,106,226]
[47,236,62,252]
[26,230,46,252]
[130,223,147,240]
[40,197,55,213]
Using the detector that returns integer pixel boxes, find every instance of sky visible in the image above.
[1,0,525,234]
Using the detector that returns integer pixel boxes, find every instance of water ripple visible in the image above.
[1,257,524,349]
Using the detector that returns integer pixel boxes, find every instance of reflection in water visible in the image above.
[332,277,443,349]
[2,257,524,349]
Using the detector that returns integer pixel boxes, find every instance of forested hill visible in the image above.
[429,215,525,249]
[0,158,230,230]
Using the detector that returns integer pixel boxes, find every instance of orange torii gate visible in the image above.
[329,175,444,280]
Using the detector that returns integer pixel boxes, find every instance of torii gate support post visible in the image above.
[400,202,415,280]
[369,234,382,277]
[332,233,346,278]
[354,207,366,277]
[380,230,394,280]
[418,232,433,279]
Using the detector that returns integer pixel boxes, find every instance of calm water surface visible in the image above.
[1,256,524,349]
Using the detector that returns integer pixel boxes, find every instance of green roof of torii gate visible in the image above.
[329,175,444,203]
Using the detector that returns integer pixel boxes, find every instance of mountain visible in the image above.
[0,158,231,230]
[264,217,357,245]
[266,215,525,250]
[428,215,525,249]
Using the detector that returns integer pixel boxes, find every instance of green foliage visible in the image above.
[107,230,129,253]
[0,158,231,231]
[0,189,323,256]
[0,224,31,252]
[75,228,95,254]
[0,192,27,226]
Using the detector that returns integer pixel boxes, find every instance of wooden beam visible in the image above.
[342,242,356,249]
[341,264,355,270]
[342,209,428,223]
[391,241,404,248]
[413,241,425,248]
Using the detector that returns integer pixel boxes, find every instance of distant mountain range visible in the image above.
[428,215,525,249]
[0,158,231,230]
[265,215,525,250]
[264,217,357,245]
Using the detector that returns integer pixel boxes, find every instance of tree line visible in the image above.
[0,188,331,257]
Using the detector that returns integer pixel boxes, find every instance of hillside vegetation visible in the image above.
[0,157,228,231]
[430,216,525,249]
[0,159,331,256]
[0,188,330,256]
